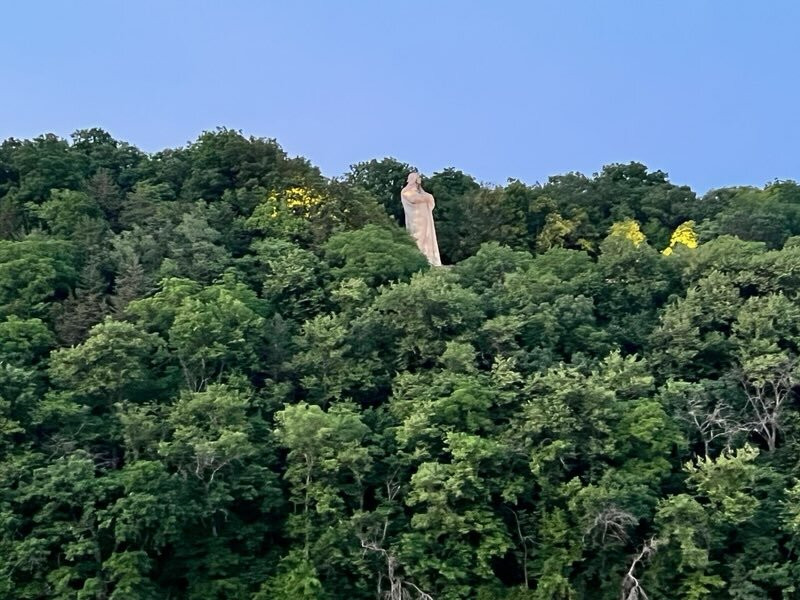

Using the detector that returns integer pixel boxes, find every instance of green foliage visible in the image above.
[347,157,413,223]
[257,551,326,600]
[159,383,257,487]
[357,268,484,370]
[323,223,429,287]
[160,201,231,283]
[250,237,326,320]
[128,274,269,391]
[49,318,165,402]
[0,315,54,365]
[36,189,107,242]
[291,314,381,406]
[3,129,800,599]
[425,168,481,263]
[441,187,527,263]
[711,183,800,249]
[453,241,535,298]
[0,237,76,319]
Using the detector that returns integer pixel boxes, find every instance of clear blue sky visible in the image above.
[3,1,800,193]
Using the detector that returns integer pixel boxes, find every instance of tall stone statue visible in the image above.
[400,172,442,266]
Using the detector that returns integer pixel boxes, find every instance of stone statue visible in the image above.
[400,172,442,266]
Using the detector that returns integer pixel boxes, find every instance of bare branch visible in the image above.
[585,506,638,546]
[358,474,432,600]
[738,357,798,452]
[359,538,433,600]
[681,390,747,456]
[621,537,662,600]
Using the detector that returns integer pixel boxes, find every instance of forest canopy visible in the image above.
[2,127,800,599]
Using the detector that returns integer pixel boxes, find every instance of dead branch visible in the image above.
[620,537,661,600]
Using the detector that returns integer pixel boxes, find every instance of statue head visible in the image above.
[407,172,421,187]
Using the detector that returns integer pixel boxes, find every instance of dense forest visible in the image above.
[2,128,800,600]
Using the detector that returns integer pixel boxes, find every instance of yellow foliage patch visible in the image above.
[609,219,646,246]
[663,221,698,255]
[274,187,325,218]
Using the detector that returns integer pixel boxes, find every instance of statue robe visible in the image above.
[401,185,442,266]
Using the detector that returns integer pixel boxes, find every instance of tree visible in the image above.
[53,255,111,346]
[291,314,381,407]
[70,127,146,191]
[307,180,393,244]
[732,294,800,452]
[110,252,147,315]
[36,189,108,248]
[648,270,743,381]
[250,238,326,321]
[0,315,54,366]
[323,224,429,288]
[424,168,481,264]
[48,318,166,404]
[662,221,699,256]
[453,242,534,299]
[0,452,120,598]
[440,186,527,263]
[659,379,746,457]
[347,158,414,223]
[274,402,373,594]
[245,186,325,243]
[710,184,800,249]
[159,383,256,490]
[118,181,176,232]
[178,128,323,204]
[595,223,678,352]
[6,134,86,204]
[651,446,763,599]
[400,433,512,599]
[85,169,123,232]
[160,201,232,283]
[0,237,76,319]
[129,275,268,391]
[355,269,484,371]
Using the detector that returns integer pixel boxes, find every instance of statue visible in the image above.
[400,172,442,266]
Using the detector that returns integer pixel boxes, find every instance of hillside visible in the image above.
[2,128,800,599]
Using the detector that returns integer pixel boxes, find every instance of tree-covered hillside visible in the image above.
[2,128,800,599]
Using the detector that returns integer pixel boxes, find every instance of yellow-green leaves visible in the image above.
[663,221,699,256]
[609,219,647,247]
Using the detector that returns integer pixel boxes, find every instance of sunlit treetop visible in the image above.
[608,219,646,247]
[662,220,699,255]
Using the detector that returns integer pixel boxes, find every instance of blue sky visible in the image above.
[2,1,799,192]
